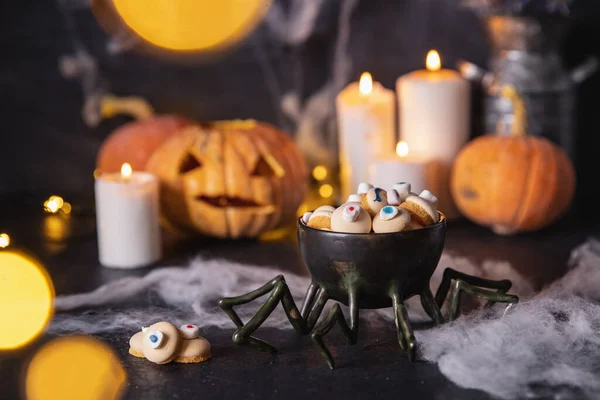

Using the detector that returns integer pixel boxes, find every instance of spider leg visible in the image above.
[218,275,328,353]
[311,289,359,369]
[435,268,519,321]
[391,291,416,361]
[420,287,444,325]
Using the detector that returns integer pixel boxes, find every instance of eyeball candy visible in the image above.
[145,330,165,349]
[400,190,440,226]
[331,204,371,233]
[372,206,412,233]
[179,324,200,339]
[360,187,388,217]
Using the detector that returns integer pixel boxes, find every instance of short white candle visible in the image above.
[396,50,470,218]
[95,163,161,268]
[369,141,430,194]
[337,72,395,200]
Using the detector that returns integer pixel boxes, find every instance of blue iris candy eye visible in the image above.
[382,206,394,214]
[374,188,383,202]
[145,330,164,349]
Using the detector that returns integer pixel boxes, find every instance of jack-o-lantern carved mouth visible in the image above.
[196,195,275,213]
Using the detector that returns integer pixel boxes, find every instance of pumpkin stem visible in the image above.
[100,94,154,121]
[499,85,527,137]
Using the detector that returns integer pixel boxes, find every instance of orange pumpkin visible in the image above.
[146,120,308,238]
[97,115,190,173]
[451,85,575,235]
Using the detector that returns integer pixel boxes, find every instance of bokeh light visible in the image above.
[0,251,54,349]
[0,233,10,248]
[319,184,334,199]
[110,0,271,52]
[26,336,127,400]
[312,165,328,181]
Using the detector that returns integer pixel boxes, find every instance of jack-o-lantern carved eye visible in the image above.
[251,157,275,177]
[179,152,202,174]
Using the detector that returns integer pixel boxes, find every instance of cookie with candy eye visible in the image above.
[360,188,388,217]
[400,190,439,226]
[372,206,412,233]
[142,321,181,364]
[307,210,332,230]
[331,204,371,233]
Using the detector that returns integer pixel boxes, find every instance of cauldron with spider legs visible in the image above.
[219,212,519,368]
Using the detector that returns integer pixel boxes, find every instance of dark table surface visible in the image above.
[1,195,598,400]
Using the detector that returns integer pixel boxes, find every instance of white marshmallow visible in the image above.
[347,194,362,203]
[387,189,401,206]
[357,182,374,195]
[393,182,411,195]
[301,212,312,225]
[419,190,438,204]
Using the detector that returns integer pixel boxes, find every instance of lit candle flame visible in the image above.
[396,141,409,158]
[121,163,133,179]
[0,233,10,248]
[359,72,373,95]
[426,50,441,72]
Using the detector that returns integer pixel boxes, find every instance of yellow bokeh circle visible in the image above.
[111,0,272,51]
[26,336,127,400]
[0,251,54,350]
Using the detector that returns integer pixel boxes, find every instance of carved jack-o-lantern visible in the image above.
[146,120,308,238]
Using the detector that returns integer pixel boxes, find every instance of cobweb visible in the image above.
[50,238,600,399]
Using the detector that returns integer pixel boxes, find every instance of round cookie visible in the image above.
[307,210,332,230]
[142,321,181,365]
[360,188,388,217]
[175,336,212,364]
[315,205,336,213]
[372,206,412,233]
[331,204,371,233]
[400,191,439,226]
[128,331,144,358]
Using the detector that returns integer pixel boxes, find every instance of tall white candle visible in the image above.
[396,50,470,218]
[369,141,430,194]
[337,72,395,200]
[95,163,161,268]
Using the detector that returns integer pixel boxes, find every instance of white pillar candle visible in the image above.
[95,163,161,268]
[396,50,470,218]
[337,72,395,200]
[368,141,430,195]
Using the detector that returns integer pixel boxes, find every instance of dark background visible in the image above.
[1,0,600,221]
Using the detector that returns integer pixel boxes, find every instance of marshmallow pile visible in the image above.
[302,182,440,234]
